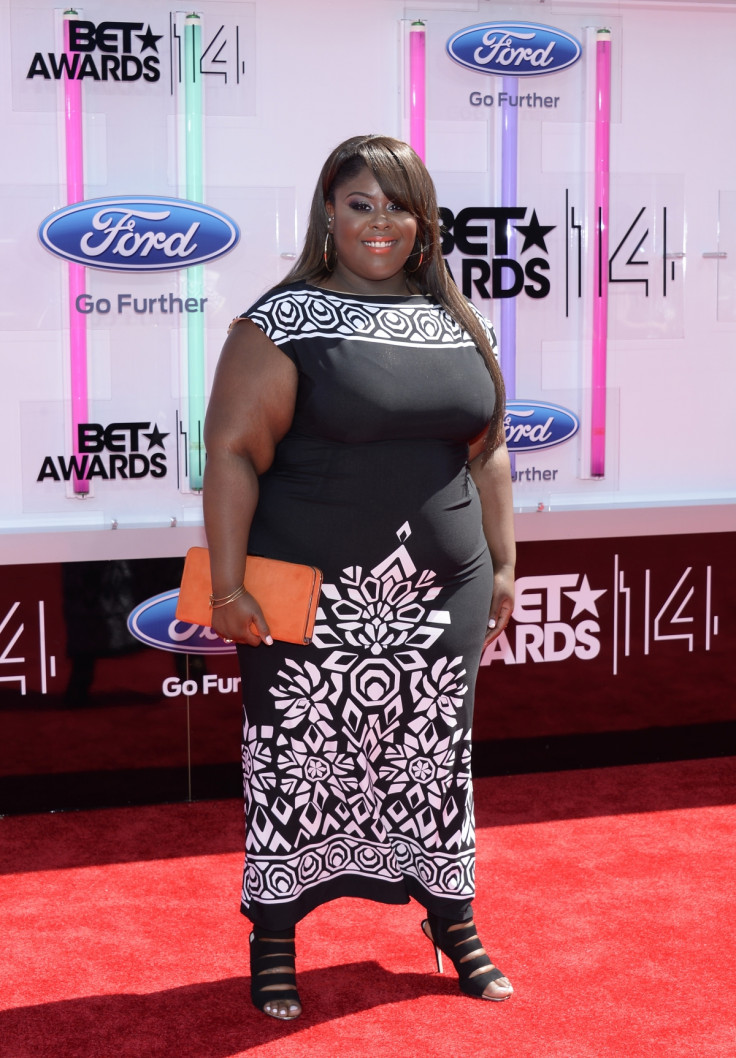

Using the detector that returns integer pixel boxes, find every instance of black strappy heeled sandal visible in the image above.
[421,913,513,1001]
[249,927,302,1020]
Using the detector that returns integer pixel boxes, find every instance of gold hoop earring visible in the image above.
[323,231,334,272]
[405,246,426,274]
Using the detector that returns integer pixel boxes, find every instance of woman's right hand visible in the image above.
[210,591,273,647]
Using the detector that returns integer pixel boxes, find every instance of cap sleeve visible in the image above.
[233,285,302,366]
[467,301,499,362]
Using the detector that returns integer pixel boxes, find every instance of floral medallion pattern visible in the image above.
[242,523,477,909]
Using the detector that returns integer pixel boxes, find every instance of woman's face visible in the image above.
[325,167,418,295]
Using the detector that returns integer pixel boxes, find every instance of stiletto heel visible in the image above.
[249,927,302,1020]
[421,914,513,1002]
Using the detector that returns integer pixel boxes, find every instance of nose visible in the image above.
[372,206,391,227]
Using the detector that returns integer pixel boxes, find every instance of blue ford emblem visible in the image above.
[38,196,239,272]
[127,590,235,655]
[447,22,582,77]
[504,400,579,453]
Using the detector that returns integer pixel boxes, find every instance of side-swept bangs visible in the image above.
[324,137,435,237]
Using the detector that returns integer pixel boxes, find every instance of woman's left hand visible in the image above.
[484,565,515,647]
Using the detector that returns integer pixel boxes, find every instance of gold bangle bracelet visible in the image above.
[209,583,246,609]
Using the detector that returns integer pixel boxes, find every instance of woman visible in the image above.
[203,135,516,1020]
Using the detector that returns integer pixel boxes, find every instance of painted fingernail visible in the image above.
[264,635,274,646]
[488,619,496,629]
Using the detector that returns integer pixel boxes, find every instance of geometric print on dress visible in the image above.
[247,288,486,351]
[246,285,499,366]
[241,522,477,909]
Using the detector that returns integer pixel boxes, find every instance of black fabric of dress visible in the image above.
[236,281,496,929]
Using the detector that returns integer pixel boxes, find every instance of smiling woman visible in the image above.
[324,173,418,294]
[202,134,517,1021]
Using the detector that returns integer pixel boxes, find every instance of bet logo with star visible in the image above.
[26,20,163,84]
[482,573,607,666]
[37,422,169,483]
[439,205,556,301]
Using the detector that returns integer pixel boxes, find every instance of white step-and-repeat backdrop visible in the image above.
[2,0,735,542]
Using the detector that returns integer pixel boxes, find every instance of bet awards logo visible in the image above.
[27,20,162,83]
[37,422,168,483]
[482,573,606,666]
[440,206,554,300]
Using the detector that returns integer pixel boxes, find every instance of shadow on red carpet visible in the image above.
[2,760,735,1058]
[1,962,460,1058]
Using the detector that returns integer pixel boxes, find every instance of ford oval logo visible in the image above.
[127,590,236,655]
[38,196,240,272]
[504,400,579,453]
[446,22,582,77]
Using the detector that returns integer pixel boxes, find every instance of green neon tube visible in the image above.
[185,13,205,490]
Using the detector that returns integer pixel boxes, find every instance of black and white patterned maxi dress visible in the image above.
[236,281,497,929]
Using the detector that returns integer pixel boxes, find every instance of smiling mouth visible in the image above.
[363,239,398,249]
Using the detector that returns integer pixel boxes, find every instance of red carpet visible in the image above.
[2,758,735,1057]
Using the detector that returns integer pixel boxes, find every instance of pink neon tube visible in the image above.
[64,11,88,494]
[409,20,426,162]
[591,29,611,477]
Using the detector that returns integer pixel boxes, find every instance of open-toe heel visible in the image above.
[421,913,513,1002]
[249,927,302,1020]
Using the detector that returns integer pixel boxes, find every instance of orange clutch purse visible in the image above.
[175,547,323,645]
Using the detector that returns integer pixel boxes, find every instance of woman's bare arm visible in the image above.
[469,439,516,647]
[202,319,298,645]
